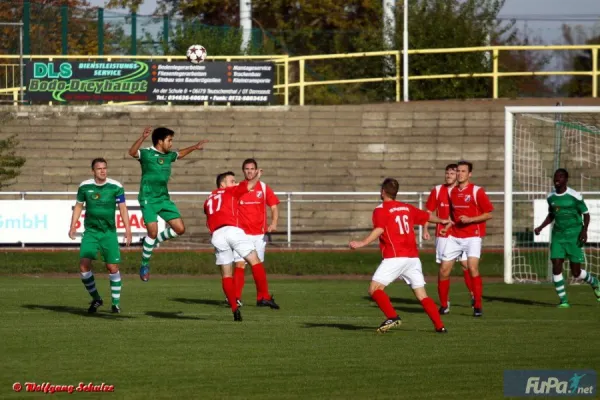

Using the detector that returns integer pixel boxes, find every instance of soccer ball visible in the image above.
[186,45,207,64]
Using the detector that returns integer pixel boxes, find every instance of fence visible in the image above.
[1,44,599,105]
[0,190,559,249]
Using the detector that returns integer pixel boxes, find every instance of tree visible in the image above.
[559,25,600,97]
[0,135,26,190]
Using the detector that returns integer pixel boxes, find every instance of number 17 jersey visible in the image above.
[372,201,430,259]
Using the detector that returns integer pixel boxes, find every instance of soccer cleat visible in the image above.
[233,309,242,322]
[111,305,121,314]
[438,305,450,315]
[376,316,402,333]
[256,295,280,310]
[87,299,103,314]
[436,327,448,333]
[593,285,600,302]
[473,308,483,317]
[557,302,571,308]
[139,265,150,282]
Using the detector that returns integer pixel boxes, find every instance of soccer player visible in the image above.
[534,168,600,307]
[423,164,472,305]
[204,170,279,322]
[128,126,209,282]
[230,158,280,307]
[349,178,450,333]
[438,160,493,318]
[68,158,132,314]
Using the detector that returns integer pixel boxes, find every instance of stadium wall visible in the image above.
[1,98,598,247]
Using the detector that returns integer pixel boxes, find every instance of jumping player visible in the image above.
[128,126,209,282]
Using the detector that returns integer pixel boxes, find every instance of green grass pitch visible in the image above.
[1,274,599,399]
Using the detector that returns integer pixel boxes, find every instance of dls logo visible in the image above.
[157,158,164,165]
[526,373,593,395]
[92,193,100,200]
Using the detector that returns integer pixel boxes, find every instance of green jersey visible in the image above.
[137,146,179,204]
[76,178,126,233]
[547,187,589,235]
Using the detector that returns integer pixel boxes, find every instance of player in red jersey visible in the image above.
[423,164,473,305]
[439,161,494,318]
[230,158,280,308]
[203,169,278,322]
[349,178,450,333]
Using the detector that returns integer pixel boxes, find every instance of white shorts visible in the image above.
[210,226,256,266]
[234,234,266,263]
[372,257,425,289]
[441,236,482,262]
[435,237,467,264]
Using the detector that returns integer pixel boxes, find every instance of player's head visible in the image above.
[152,127,175,152]
[554,168,569,190]
[242,158,258,181]
[91,158,107,181]
[445,163,458,185]
[380,178,399,200]
[457,160,473,184]
[216,171,236,188]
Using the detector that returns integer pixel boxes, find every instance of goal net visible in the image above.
[504,106,600,284]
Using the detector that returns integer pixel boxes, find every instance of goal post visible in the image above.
[504,106,600,284]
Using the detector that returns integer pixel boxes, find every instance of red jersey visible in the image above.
[204,181,249,234]
[448,183,494,238]
[372,201,430,259]
[238,181,280,235]
[425,184,452,238]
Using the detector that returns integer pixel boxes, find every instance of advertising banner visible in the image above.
[533,199,600,242]
[0,200,164,244]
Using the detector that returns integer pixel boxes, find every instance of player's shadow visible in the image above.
[22,304,134,319]
[170,297,225,307]
[145,311,204,320]
[482,295,556,307]
[303,322,373,331]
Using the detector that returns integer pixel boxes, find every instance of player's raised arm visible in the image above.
[177,139,209,159]
[128,126,152,158]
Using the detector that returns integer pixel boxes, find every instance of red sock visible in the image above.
[420,297,444,330]
[472,276,483,309]
[251,263,270,300]
[463,269,474,296]
[222,277,237,312]
[371,289,398,319]
[234,267,245,300]
[438,278,450,308]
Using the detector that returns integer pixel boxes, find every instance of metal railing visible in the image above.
[1,44,599,105]
[0,190,515,248]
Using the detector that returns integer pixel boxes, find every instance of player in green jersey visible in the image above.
[534,168,600,307]
[69,158,132,314]
[128,126,209,281]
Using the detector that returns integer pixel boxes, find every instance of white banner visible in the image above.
[533,199,600,243]
[0,200,165,244]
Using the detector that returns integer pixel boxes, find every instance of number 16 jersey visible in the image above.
[372,201,430,259]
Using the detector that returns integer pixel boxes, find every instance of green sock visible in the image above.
[580,270,599,288]
[81,271,101,300]
[109,272,122,306]
[553,274,568,303]
[141,237,156,267]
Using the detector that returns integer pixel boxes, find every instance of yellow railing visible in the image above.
[1,45,599,106]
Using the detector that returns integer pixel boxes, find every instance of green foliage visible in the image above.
[0,135,26,190]
[559,25,600,97]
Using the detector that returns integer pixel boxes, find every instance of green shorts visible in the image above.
[141,200,181,224]
[80,230,121,264]
[550,230,585,263]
